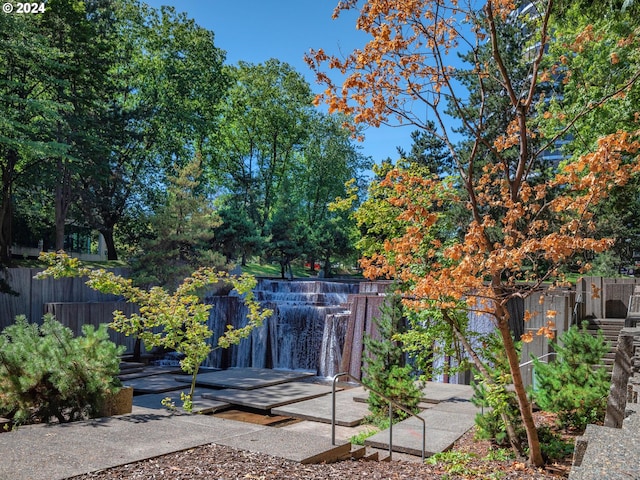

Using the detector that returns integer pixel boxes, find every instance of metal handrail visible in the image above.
[331,372,426,462]
[519,351,557,368]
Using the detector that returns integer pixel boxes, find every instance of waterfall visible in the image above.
[204,279,358,375]
[319,312,350,377]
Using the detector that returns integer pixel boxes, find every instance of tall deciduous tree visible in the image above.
[216,60,313,235]
[307,0,640,466]
[0,12,67,264]
[76,1,228,260]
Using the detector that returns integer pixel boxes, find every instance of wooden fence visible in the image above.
[0,267,128,330]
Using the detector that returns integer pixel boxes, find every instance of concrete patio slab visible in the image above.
[279,419,376,443]
[431,397,483,415]
[421,382,474,402]
[187,367,315,390]
[201,382,335,410]
[0,408,266,480]
[118,366,183,381]
[364,407,476,457]
[272,386,370,426]
[134,388,230,414]
[123,374,191,394]
[352,381,475,405]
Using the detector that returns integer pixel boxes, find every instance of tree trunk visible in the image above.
[0,149,17,265]
[101,228,118,261]
[495,304,544,467]
[442,310,523,455]
[323,255,332,278]
[54,158,72,251]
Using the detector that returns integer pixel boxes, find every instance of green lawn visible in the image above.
[240,262,314,278]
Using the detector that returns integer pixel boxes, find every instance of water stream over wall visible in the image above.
[203,279,359,377]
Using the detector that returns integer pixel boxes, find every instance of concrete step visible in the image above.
[346,445,367,460]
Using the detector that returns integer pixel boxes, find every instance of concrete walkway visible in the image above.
[0,370,480,479]
[0,407,350,480]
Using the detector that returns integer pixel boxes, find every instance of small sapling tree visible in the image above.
[37,252,272,410]
[362,293,422,422]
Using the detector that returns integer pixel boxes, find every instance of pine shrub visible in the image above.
[0,315,124,425]
[532,322,610,431]
[362,294,422,422]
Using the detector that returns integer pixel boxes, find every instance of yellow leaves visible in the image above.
[610,52,620,65]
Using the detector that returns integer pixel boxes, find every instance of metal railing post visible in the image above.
[388,401,393,460]
[331,372,426,462]
[331,375,338,445]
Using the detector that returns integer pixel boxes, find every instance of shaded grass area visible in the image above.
[12,256,361,281]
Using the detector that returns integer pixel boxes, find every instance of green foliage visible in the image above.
[362,294,422,422]
[471,334,524,447]
[131,157,227,290]
[348,426,379,445]
[426,449,512,479]
[0,315,124,425]
[398,306,474,381]
[532,322,610,431]
[537,426,575,462]
[484,448,515,462]
[37,251,272,409]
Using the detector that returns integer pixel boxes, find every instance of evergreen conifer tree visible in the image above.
[532,322,610,430]
[362,294,422,421]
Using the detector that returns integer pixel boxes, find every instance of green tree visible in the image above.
[471,334,524,448]
[539,2,640,271]
[294,112,369,274]
[75,1,228,260]
[362,294,422,421]
[0,11,67,264]
[216,59,313,235]
[533,323,611,431]
[39,0,118,251]
[211,202,264,266]
[396,121,454,176]
[37,251,271,408]
[131,156,226,290]
[264,203,310,279]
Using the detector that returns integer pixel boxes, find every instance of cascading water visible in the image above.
[204,279,358,376]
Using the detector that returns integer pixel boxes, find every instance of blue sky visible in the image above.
[143,0,411,161]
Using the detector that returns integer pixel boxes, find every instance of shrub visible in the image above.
[532,322,610,431]
[0,315,124,425]
[362,294,422,422]
[537,426,575,462]
[471,334,524,447]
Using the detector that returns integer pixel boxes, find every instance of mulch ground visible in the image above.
[71,412,575,480]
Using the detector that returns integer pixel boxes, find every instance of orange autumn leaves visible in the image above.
[359,130,640,338]
[310,0,640,348]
